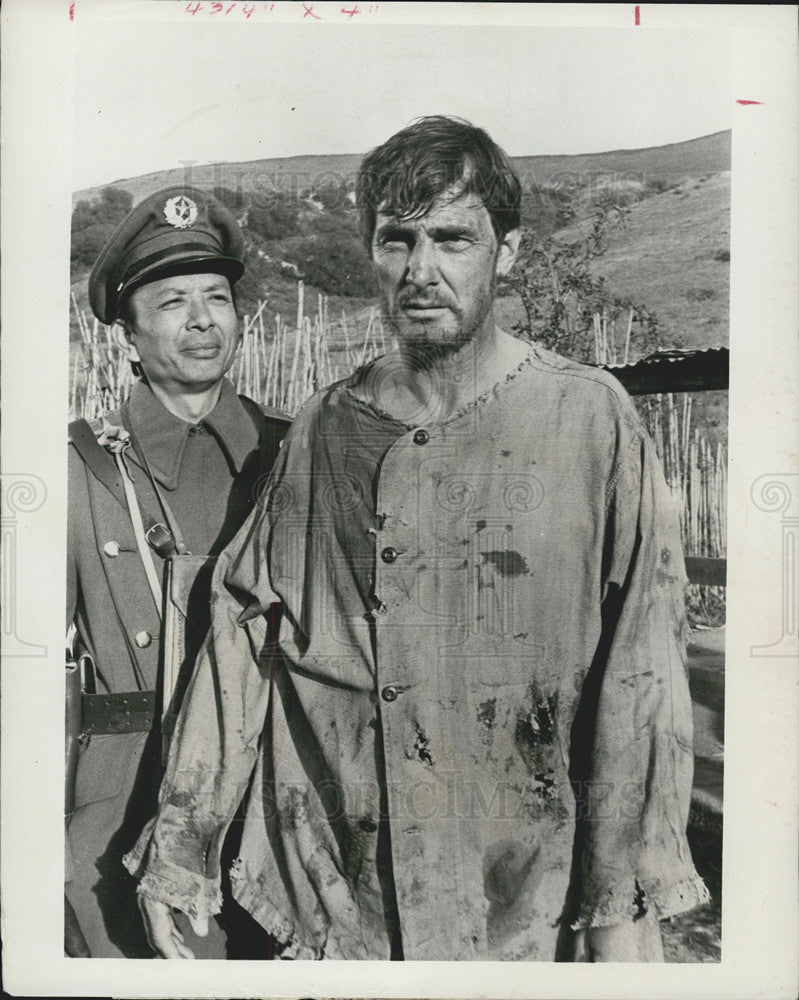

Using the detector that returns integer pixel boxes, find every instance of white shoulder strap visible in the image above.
[114,450,163,618]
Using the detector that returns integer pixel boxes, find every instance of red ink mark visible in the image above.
[185,1,203,13]
[303,2,321,18]
[226,1,236,11]
[634,4,640,25]
[69,0,75,20]
[242,1,254,14]
[736,99,763,105]
[341,4,361,16]
[209,1,222,11]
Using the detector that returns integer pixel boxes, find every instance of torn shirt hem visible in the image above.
[572,872,712,930]
[229,858,326,960]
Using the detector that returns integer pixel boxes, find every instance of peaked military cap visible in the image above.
[88,186,245,324]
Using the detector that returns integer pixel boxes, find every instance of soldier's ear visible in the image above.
[495,228,521,278]
[114,321,141,365]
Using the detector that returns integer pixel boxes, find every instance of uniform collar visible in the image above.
[123,378,257,491]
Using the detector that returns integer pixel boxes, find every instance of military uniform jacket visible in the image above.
[66,377,288,956]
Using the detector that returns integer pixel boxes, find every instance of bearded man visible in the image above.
[128,118,708,962]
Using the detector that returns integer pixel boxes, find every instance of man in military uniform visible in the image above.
[66,187,289,957]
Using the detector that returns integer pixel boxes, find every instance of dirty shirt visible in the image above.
[126,345,709,961]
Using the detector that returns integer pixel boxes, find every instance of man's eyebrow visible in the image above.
[374,221,413,237]
[374,220,477,239]
[428,224,474,237]
[154,281,229,295]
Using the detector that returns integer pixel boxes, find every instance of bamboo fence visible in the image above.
[638,392,727,626]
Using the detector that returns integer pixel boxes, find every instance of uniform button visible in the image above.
[359,818,378,833]
[381,685,399,702]
[413,428,430,446]
[103,541,120,557]
[381,547,398,564]
[134,630,152,648]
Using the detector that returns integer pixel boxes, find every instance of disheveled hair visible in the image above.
[357,115,522,254]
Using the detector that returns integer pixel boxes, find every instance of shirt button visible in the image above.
[134,630,152,649]
[103,541,120,557]
[358,817,378,833]
[381,547,398,564]
[381,685,399,702]
[413,428,430,446]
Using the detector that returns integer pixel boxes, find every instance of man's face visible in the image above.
[123,272,240,394]
[371,187,518,350]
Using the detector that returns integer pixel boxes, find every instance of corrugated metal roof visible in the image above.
[599,347,729,394]
[604,347,728,370]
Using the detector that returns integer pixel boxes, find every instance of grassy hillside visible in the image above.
[593,171,730,351]
[495,170,730,352]
[73,154,365,211]
[511,130,730,187]
[73,131,731,207]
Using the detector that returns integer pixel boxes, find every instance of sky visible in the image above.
[73,18,732,191]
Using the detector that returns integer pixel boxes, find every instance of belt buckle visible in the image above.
[145,522,174,557]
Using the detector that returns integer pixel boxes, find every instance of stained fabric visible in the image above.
[126,345,708,960]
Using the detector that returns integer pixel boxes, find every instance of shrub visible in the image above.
[503,202,659,363]
[247,195,300,241]
[71,222,118,269]
[70,186,134,272]
[282,232,375,298]
[645,177,672,195]
[213,185,247,211]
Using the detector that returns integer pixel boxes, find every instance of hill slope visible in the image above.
[73,131,731,207]
[511,130,730,187]
[588,170,730,351]
[495,170,730,353]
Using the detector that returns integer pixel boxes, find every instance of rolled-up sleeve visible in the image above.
[573,426,710,929]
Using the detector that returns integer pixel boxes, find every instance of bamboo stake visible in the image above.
[623,309,633,365]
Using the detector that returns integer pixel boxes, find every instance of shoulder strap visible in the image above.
[69,418,128,511]
[69,417,177,559]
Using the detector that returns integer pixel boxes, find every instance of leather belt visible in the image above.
[81,690,157,735]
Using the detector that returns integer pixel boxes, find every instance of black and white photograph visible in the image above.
[1,2,796,997]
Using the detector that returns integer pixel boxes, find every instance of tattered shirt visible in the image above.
[126,345,709,960]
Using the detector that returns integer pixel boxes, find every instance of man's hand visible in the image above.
[573,912,664,962]
[138,895,209,959]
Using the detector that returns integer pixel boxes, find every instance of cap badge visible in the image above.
[163,195,198,229]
